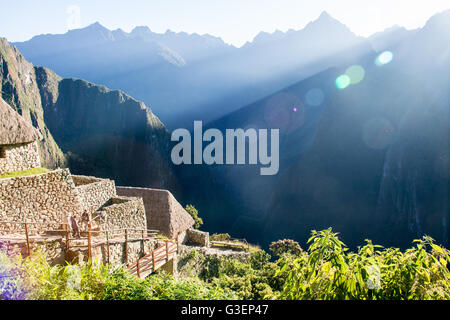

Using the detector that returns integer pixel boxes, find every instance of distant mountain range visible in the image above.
[13,11,406,129]
[174,10,450,249]
[4,10,449,250]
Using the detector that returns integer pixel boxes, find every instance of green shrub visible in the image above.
[269,239,303,258]
[278,228,450,300]
[103,268,152,300]
[185,204,203,229]
[210,233,231,242]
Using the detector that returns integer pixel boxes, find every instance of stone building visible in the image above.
[117,187,196,243]
[0,98,209,267]
[0,97,42,174]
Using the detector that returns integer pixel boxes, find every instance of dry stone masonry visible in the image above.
[0,168,84,234]
[0,97,43,174]
[116,186,195,239]
[97,196,147,231]
[0,141,41,174]
[73,175,116,212]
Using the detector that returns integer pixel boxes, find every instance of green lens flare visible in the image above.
[375,51,394,66]
[345,65,365,84]
[335,75,351,90]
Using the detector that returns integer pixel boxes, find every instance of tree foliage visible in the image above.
[269,239,303,258]
[185,204,203,229]
[278,228,450,300]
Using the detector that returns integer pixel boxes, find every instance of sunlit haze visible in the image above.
[1,0,450,47]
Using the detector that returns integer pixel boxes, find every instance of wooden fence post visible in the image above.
[137,259,141,278]
[106,230,110,265]
[141,229,145,255]
[152,250,155,272]
[165,241,169,260]
[124,229,129,265]
[65,228,70,252]
[24,222,31,257]
[87,222,92,261]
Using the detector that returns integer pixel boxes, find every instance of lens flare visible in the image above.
[335,75,351,90]
[345,65,365,84]
[305,88,325,106]
[292,107,298,112]
[375,51,394,66]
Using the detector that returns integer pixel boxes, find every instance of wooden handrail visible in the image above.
[126,240,177,277]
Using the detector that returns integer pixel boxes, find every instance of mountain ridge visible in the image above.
[0,38,178,192]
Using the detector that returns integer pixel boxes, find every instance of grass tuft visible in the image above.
[0,167,51,180]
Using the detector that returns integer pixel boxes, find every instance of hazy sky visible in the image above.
[1,0,450,47]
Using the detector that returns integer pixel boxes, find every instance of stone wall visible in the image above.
[0,237,160,267]
[116,187,194,239]
[186,228,210,247]
[67,238,159,266]
[0,238,67,265]
[0,169,84,234]
[95,196,147,232]
[0,141,41,175]
[73,175,116,212]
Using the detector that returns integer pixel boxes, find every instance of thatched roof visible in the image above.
[116,186,195,239]
[0,97,42,145]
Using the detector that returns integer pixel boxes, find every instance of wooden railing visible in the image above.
[126,240,178,278]
[210,237,250,251]
[0,220,160,264]
[0,220,68,257]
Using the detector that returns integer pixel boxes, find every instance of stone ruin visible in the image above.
[0,97,210,270]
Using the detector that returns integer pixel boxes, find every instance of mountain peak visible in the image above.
[422,9,450,31]
[85,21,108,31]
[131,26,152,38]
[303,10,353,35]
[318,11,333,20]
[313,10,341,25]
[132,26,151,33]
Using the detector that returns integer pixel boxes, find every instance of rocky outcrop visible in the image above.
[0,38,65,168]
[38,77,176,189]
[0,97,42,145]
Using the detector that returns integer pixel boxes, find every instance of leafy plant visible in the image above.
[278,228,450,300]
[2,229,448,301]
[210,233,231,242]
[269,239,303,258]
[185,204,203,229]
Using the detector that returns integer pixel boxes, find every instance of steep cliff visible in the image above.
[0,38,65,168]
[0,39,177,191]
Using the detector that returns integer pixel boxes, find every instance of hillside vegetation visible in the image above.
[1,229,448,300]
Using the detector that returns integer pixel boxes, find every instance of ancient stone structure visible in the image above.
[116,187,195,240]
[186,228,210,247]
[0,100,209,274]
[0,97,42,174]
[96,196,147,231]
[0,169,84,234]
[72,175,116,212]
[0,169,149,235]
